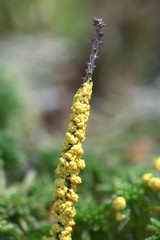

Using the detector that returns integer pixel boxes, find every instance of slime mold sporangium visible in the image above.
[52,17,105,240]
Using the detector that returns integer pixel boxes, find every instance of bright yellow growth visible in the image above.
[112,197,127,211]
[142,173,153,183]
[153,157,160,171]
[148,177,160,191]
[142,157,160,191]
[115,212,126,222]
[52,80,93,240]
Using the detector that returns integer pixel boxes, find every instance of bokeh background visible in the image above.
[1,1,160,239]
[1,0,160,156]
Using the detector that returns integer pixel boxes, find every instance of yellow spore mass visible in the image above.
[153,157,160,171]
[115,212,126,222]
[142,173,153,183]
[52,80,93,240]
[148,177,160,191]
[112,197,127,211]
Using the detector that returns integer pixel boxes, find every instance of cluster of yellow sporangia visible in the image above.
[142,157,160,191]
[52,80,93,240]
[112,196,127,222]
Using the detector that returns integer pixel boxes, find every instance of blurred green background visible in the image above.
[1,0,160,239]
[1,0,160,147]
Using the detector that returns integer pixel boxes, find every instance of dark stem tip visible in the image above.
[93,17,105,28]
